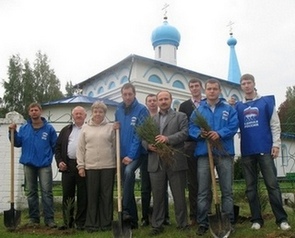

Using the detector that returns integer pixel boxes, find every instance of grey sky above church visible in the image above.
[0,0,294,106]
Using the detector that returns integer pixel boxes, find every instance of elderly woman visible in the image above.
[77,101,116,233]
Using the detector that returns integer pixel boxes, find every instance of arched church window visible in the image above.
[121,76,128,84]
[148,75,162,84]
[172,80,185,89]
[108,82,115,89]
[97,86,104,94]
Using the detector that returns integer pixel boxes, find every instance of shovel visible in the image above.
[112,128,132,238]
[4,128,21,230]
[207,141,231,238]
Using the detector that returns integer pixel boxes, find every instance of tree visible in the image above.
[65,80,75,97]
[2,51,64,118]
[33,51,63,103]
[278,86,295,134]
[3,55,24,114]
[21,60,36,118]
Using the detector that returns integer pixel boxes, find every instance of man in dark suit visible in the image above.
[178,78,203,226]
[146,90,189,236]
[55,106,87,230]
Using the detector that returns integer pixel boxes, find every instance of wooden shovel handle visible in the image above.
[207,140,219,205]
[116,129,122,212]
[10,128,15,204]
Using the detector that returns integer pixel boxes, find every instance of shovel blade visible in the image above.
[209,212,231,238]
[112,213,132,238]
[4,206,21,230]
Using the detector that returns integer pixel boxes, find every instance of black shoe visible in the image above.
[123,213,132,221]
[130,222,138,230]
[163,219,171,226]
[58,225,68,230]
[141,219,150,227]
[149,226,164,236]
[101,226,112,231]
[177,225,190,231]
[197,225,208,236]
[76,226,85,231]
[86,228,99,233]
[46,221,57,228]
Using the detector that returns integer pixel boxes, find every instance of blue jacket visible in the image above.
[115,98,149,160]
[10,117,57,167]
[189,98,238,156]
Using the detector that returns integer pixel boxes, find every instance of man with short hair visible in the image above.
[55,106,87,230]
[140,94,170,227]
[147,90,189,236]
[9,103,57,228]
[179,78,203,226]
[189,79,238,236]
[235,73,291,231]
[115,83,150,229]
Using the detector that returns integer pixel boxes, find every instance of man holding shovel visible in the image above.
[115,83,150,230]
[189,79,238,236]
[9,102,57,228]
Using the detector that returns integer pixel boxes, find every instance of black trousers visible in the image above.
[85,168,116,230]
[61,159,87,227]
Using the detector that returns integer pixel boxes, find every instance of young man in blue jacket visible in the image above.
[189,79,238,236]
[235,74,291,231]
[9,102,57,228]
[115,83,149,229]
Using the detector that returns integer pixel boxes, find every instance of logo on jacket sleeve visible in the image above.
[130,117,137,126]
[222,111,229,121]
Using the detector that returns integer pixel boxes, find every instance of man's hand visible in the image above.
[148,144,157,152]
[271,146,279,159]
[113,121,120,130]
[122,156,133,165]
[9,123,17,130]
[155,135,168,144]
[78,168,86,177]
[58,162,68,171]
[207,131,220,141]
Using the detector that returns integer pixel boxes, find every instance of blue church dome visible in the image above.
[151,17,181,49]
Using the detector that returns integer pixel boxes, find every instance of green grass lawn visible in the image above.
[2,180,295,237]
[1,201,294,238]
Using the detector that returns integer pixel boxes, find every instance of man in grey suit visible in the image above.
[146,90,189,236]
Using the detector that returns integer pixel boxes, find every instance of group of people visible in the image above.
[8,74,291,236]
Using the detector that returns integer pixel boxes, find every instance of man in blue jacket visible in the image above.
[235,74,291,231]
[115,83,149,229]
[9,102,57,228]
[189,79,238,236]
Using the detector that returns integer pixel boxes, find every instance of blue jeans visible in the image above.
[241,154,288,225]
[122,157,142,224]
[24,165,55,224]
[197,156,234,228]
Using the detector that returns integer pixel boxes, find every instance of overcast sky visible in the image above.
[0,0,294,106]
